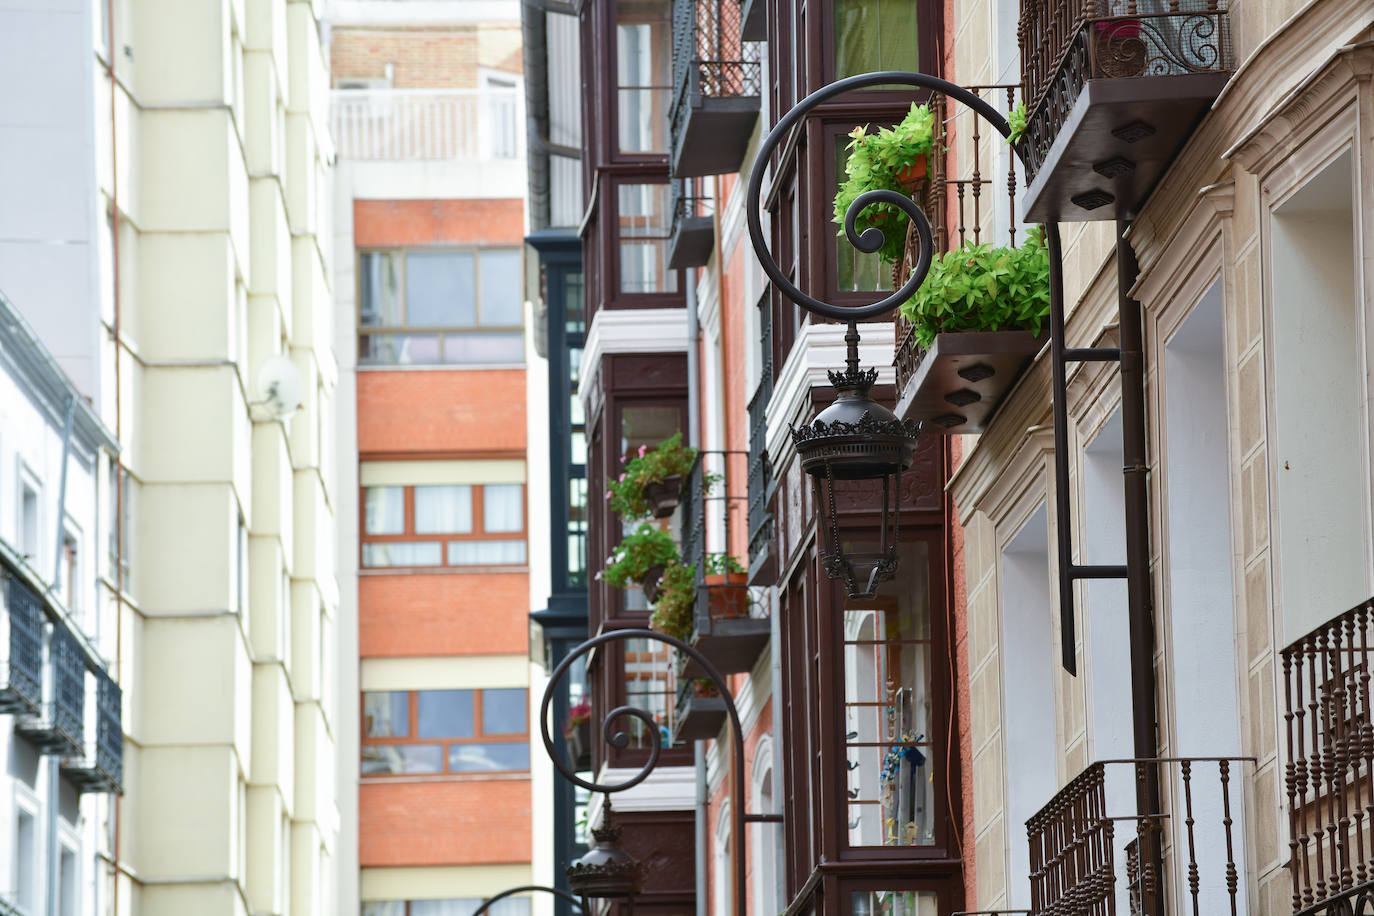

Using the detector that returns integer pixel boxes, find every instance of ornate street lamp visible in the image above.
[565,809,644,905]
[745,71,1019,599]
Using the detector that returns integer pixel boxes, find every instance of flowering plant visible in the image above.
[564,699,592,738]
[599,523,679,589]
[833,103,937,265]
[648,561,697,641]
[605,432,699,521]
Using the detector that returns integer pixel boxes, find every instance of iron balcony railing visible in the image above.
[1,573,44,718]
[1026,756,1252,916]
[16,619,85,759]
[1282,597,1374,916]
[893,87,1024,394]
[1016,0,1234,180]
[63,666,124,794]
[330,87,521,162]
[679,451,749,603]
[668,0,763,148]
[746,376,772,576]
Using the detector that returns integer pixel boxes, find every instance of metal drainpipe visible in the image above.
[1116,217,1163,912]
[685,225,706,916]
[47,393,75,916]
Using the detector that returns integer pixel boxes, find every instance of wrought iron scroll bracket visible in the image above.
[472,885,587,915]
[539,628,781,915]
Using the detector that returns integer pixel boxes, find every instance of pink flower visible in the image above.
[605,489,613,499]
[638,445,647,457]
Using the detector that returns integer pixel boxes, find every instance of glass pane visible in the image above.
[617,183,676,295]
[448,742,531,772]
[834,0,921,79]
[363,692,410,737]
[415,485,473,534]
[361,542,443,567]
[360,333,442,365]
[448,540,528,565]
[483,484,524,533]
[417,689,475,739]
[564,271,585,335]
[406,251,475,326]
[620,405,681,456]
[364,487,405,535]
[478,249,523,327]
[834,135,895,294]
[622,637,674,748]
[571,431,587,465]
[359,252,402,327]
[619,240,678,294]
[482,688,527,735]
[617,88,670,152]
[362,903,407,916]
[842,541,935,848]
[849,890,938,916]
[411,902,485,916]
[442,332,525,365]
[361,744,444,775]
[618,183,670,236]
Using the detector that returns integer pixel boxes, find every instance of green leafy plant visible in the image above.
[832,103,937,266]
[606,431,699,521]
[702,553,745,576]
[648,561,697,641]
[898,226,1050,349]
[1006,99,1028,147]
[600,523,679,589]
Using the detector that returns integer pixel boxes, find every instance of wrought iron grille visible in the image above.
[670,179,714,239]
[669,0,763,141]
[94,670,124,790]
[746,376,773,573]
[1,574,44,717]
[893,86,1023,394]
[1026,757,1249,916]
[679,450,749,629]
[51,622,86,753]
[1016,0,1234,179]
[1283,598,1374,916]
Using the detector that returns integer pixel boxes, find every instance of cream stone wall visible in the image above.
[950,0,1373,910]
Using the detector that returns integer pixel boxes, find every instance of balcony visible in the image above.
[1282,598,1374,916]
[672,672,729,743]
[1018,0,1234,222]
[667,181,715,269]
[738,0,763,42]
[669,0,762,178]
[16,619,85,759]
[1027,755,1252,916]
[329,88,521,162]
[746,345,776,586]
[63,666,123,794]
[1,574,44,718]
[678,452,769,679]
[893,87,1045,433]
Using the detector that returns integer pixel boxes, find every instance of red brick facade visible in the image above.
[357,369,526,457]
[359,572,530,657]
[359,779,533,866]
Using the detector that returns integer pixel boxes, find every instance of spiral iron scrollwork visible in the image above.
[472,885,585,915]
[746,70,1018,322]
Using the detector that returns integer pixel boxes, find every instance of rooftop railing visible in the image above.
[330,88,521,162]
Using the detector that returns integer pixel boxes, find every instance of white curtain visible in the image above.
[482,484,523,532]
[415,485,473,533]
[364,487,405,534]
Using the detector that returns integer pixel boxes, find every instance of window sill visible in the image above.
[360,772,533,784]
[357,362,528,372]
[359,565,530,575]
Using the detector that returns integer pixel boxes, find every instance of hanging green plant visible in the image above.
[648,561,697,642]
[832,103,937,266]
[605,431,699,521]
[897,226,1050,350]
[599,524,679,590]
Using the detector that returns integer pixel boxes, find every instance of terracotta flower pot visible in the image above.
[643,474,684,519]
[896,155,928,188]
[704,572,749,619]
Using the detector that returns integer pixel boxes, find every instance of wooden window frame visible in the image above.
[360,688,530,778]
[611,0,674,161]
[604,176,681,309]
[359,483,528,571]
[356,246,525,366]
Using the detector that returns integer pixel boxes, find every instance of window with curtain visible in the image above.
[358,248,524,365]
[832,0,924,78]
[361,484,526,569]
[616,0,671,153]
[361,688,530,776]
[616,183,678,295]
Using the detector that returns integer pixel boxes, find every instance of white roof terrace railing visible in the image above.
[330,87,522,162]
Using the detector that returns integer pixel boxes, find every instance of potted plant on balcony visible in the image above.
[564,699,593,771]
[832,102,937,267]
[649,561,697,642]
[897,226,1050,349]
[606,432,699,521]
[600,523,679,601]
[703,554,749,619]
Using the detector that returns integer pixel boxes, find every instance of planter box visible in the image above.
[566,720,592,772]
[639,564,667,603]
[680,573,770,678]
[643,475,684,519]
[672,691,729,743]
[894,329,1046,434]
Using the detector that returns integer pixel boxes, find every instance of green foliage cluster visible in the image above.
[600,524,678,589]
[1006,99,1028,146]
[605,431,698,521]
[898,227,1050,349]
[832,103,937,266]
[648,561,697,641]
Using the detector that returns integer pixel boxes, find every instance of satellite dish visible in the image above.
[255,355,303,421]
